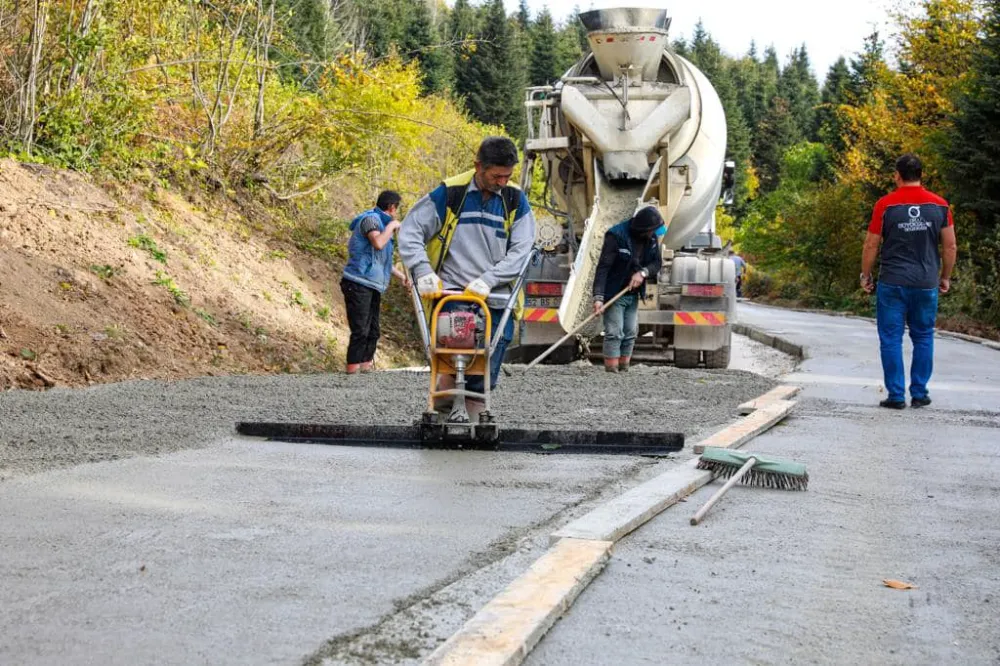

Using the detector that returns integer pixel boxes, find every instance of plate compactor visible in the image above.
[236,250,684,455]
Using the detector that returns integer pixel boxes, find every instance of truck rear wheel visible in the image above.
[704,345,730,369]
[703,329,732,369]
[674,349,700,369]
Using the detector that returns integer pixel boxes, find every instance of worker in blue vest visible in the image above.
[341,190,409,374]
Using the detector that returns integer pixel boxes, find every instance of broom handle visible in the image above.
[690,457,757,526]
[525,286,632,369]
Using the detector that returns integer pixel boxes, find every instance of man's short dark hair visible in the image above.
[376,190,401,211]
[896,154,922,183]
[477,136,519,169]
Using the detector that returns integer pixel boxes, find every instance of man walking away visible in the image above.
[592,206,665,373]
[341,190,409,374]
[861,154,958,409]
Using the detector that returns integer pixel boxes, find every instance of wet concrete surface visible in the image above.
[0,345,777,664]
[1,444,646,665]
[528,303,1000,665]
[0,365,774,481]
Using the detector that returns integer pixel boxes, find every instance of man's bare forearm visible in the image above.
[940,226,957,280]
[941,246,956,280]
[861,232,881,276]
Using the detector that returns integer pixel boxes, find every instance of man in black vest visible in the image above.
[861,154,958,409]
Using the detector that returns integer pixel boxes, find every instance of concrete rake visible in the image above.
[691,447,808,524]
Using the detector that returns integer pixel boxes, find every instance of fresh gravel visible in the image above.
[0,365,776,480]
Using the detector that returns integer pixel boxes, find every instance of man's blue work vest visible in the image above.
[343,207,394,293]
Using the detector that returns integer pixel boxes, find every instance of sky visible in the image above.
[505,0,896,82]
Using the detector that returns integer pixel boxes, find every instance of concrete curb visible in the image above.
[936,329,1000,351]
[692,401,795,455]
[423,538,613,666]
[549,459,710,544]
[423,387,797,666]
[738,385,802,414]
[732,322,806,359]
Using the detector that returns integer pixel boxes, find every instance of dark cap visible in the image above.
[630,206,665,235]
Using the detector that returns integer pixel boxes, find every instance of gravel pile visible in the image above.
[0,365,775,479]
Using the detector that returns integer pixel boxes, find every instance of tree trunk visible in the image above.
[253,0,276,140]
[18,0,49,153]
[68,0,100,90]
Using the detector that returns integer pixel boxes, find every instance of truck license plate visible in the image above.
[526,297,562,308]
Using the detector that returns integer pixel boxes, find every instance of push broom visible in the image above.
[690,448,809,525]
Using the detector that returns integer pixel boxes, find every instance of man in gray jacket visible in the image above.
[399,137,536,415]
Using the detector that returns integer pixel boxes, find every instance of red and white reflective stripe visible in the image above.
[682,284,726,298]
[673,312,727,326]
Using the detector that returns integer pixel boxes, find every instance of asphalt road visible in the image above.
[529,304,1000,666]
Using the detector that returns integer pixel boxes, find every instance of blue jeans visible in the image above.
[438,303,514,394]
[603,295,639,358]
[876,283,938,402]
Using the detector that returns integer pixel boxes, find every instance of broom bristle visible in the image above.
[696,457,809,491]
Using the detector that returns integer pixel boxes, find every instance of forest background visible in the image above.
[1,0,998,387]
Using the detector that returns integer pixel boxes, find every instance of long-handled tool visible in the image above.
[525,285,632,369]
[690,448,808,525]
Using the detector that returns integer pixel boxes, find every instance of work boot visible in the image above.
[345,363,361,375]
[879,399,906,410]
[360,361,374,373]
[911,396,932,408]
[619,357,631,373]
[604,357,619,373]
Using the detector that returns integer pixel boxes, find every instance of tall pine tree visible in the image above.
[516,0,531,31]
[455,0,525,138]
[849,30,888,104]
[400,0,449,93]
[530,9,559,85]
[754,96,799,193]
[816,57,851,154]
[554,20,584,77]
[777,46,820,142]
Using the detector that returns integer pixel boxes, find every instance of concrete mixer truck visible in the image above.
[515,7,738,368]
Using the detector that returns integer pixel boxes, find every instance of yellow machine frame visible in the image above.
[427,293,492,415]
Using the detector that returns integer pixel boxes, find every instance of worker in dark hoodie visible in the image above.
[592,206,666,373]
[340,190,409,374]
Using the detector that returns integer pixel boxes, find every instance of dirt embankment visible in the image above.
[0,159,419,391]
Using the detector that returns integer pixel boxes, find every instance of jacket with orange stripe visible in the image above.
[593,220,661,303]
